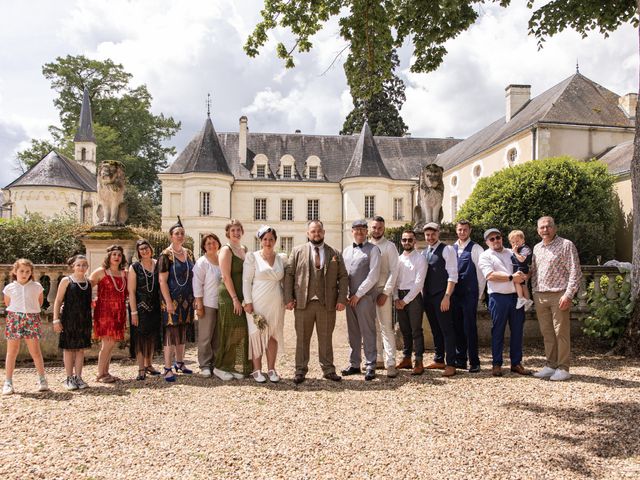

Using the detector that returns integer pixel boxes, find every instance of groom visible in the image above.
[284,220,349,384]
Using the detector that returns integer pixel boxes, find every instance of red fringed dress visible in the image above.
[93,269,128,341]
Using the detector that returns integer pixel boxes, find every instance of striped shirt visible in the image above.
[531,236,581,298]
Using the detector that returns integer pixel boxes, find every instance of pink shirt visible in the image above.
[531,236,581,298]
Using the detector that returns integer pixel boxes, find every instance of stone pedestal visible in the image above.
[79,226,139,272]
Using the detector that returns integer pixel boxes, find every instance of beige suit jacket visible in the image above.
[284,243,348,311]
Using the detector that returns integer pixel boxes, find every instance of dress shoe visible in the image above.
[510,364,531,376]
[341,366,362,376]
[469,365,481,373]
[293,374,306,384]
[442,366,456,377]
[396,358,413,370]
[323,372,342,382]
[364,368,376,381]
[411,361,424,375]
[454,363,467,370]
[492,365,503,377]
[425,361,446,370]
[386,366,398,378]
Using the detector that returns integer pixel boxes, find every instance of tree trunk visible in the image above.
[612,6,640,356]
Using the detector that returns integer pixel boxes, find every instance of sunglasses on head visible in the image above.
[487,235,502,242]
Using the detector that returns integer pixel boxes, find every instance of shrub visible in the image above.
[131,226,194,259]
[583,275,634,346]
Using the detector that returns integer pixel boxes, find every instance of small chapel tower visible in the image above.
[74,86,97,174]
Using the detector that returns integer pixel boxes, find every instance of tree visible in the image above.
[524,0,640,355]
[340,50,408,136]
[17,55,181,203]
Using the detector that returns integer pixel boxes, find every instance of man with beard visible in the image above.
[369,216,399,377]
[284,220,348,384]
[394,230,428,375]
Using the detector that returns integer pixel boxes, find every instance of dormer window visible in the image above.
[308,166,318,179]
[283,165,292,179]
[278,155,296,179]
[256,165,266,178]
[252,154,269,179]
[304,156,322,180]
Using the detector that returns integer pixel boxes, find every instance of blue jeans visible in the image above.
[488,293,524,367]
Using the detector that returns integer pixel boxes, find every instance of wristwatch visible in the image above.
[508,274,513,281]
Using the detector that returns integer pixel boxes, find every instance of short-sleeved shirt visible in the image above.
[478,248,516,295]
[3,280,43,313]
[511,244,532,273]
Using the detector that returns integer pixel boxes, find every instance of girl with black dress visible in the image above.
[52,255,93,391]
[127,239,162,380]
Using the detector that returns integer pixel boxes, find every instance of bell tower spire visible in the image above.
[74,86,97,174]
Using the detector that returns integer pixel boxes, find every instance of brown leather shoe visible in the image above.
[396,358,413,370]
[411,361,424,375]
[425,362,446,370]
[442,366,456,377]
[323,372,342,382]
[510,364,531,376]
[492,365,503,377]
[293,374,306,384]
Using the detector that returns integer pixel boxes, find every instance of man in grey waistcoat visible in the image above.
[341,219,381,381]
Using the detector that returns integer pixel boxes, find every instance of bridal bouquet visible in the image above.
[252,312,268,331]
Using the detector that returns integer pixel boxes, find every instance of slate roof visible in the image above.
[73,87,96,143]
[437,73,635,172]
[164,117,232,175]
[5,150,97,191]
[165,120,460,182]
[344,121,391,179]
[597,140,633,176]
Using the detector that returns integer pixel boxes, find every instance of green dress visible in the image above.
[215,245,251,375]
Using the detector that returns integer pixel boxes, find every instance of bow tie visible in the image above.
[353,243,364,249]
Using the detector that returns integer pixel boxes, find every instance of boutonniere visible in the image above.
[331,256,337,262]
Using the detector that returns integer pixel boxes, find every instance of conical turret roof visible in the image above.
[343,121,391,179]
[74,86,96,143]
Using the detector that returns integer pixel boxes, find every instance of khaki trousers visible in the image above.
[375,296,396,367]
[533,291,571,371]
[197,307,218,368]
[294,301,337,376]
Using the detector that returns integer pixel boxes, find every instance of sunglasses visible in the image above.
[487,235,502,242]
[401,238,414,243]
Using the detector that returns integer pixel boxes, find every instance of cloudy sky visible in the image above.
[0,0,637,187]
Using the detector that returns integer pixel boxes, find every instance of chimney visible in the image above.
[294,129,301,134]
[619,93,638,118]
[239,116,248,165]
[505,84,531,122]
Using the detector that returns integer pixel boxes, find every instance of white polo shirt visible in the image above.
[478,248,516,295]
[3,280,44,313]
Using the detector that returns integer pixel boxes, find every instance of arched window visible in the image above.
[81,148,86,161]
[304,156,322,180]
[252,154,269,178]
[278,155,296,179]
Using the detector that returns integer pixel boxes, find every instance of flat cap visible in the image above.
[352,219,368,228]
[422,222,440,231]
[483,228,501,240]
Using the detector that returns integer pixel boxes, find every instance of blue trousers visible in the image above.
[488,293,524,366]
[423,291,457,366]
[452,292,480,368]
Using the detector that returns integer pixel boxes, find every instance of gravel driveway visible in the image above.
[2,311,639,479]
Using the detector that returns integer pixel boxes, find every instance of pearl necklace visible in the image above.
[70,275,89,291]
[107,268,126,293]
[140,261,156,293]
[170,248,190,288]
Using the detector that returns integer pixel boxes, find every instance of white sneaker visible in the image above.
[387,366,398,378]
[231,371,244,380]
[516,297,527,309]
[267,370,280,383]
[200,367,212,378]
[533,366,556,378]
[252,370,267,383]
[63,376,78,391]
[2,380,14,395]
[524,299,535,311]
[213,368,234,381]
[37,376,50,392]
[74,376,89,389]
[550,369,571,381]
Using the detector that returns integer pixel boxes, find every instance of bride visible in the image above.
[242,225,286,383]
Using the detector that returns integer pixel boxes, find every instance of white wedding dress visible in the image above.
[242,251,286,360]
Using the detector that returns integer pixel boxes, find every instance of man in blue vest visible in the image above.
[422,222,458,377]
[451,220,486,372]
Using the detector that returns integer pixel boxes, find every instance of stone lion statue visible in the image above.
[413,164,444,230]
[96,161,128,226]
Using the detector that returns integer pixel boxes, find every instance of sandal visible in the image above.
[101,374,117,384]
[173,361,193,375]
[145,366,161,376]
[163,367,176,383]
[136,369,146,381]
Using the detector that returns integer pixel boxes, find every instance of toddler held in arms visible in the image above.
[508,230,534,311]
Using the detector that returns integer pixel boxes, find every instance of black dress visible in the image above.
[59,276,92,350]
[129,262,162,358]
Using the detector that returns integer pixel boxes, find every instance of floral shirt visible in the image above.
[531,236,581,298]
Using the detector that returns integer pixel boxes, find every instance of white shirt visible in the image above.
[370,236,399,296]
[192,256,222,308]
[309,242,325,268]
[455,239,487,296]
[478,248,516,295]
[3,280,43,314]
[394,249,428,303]
[423,241,458,283]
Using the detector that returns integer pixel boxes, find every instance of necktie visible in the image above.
[314,246,321,269]
[353,243,363,248]
[427,246,434,261]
